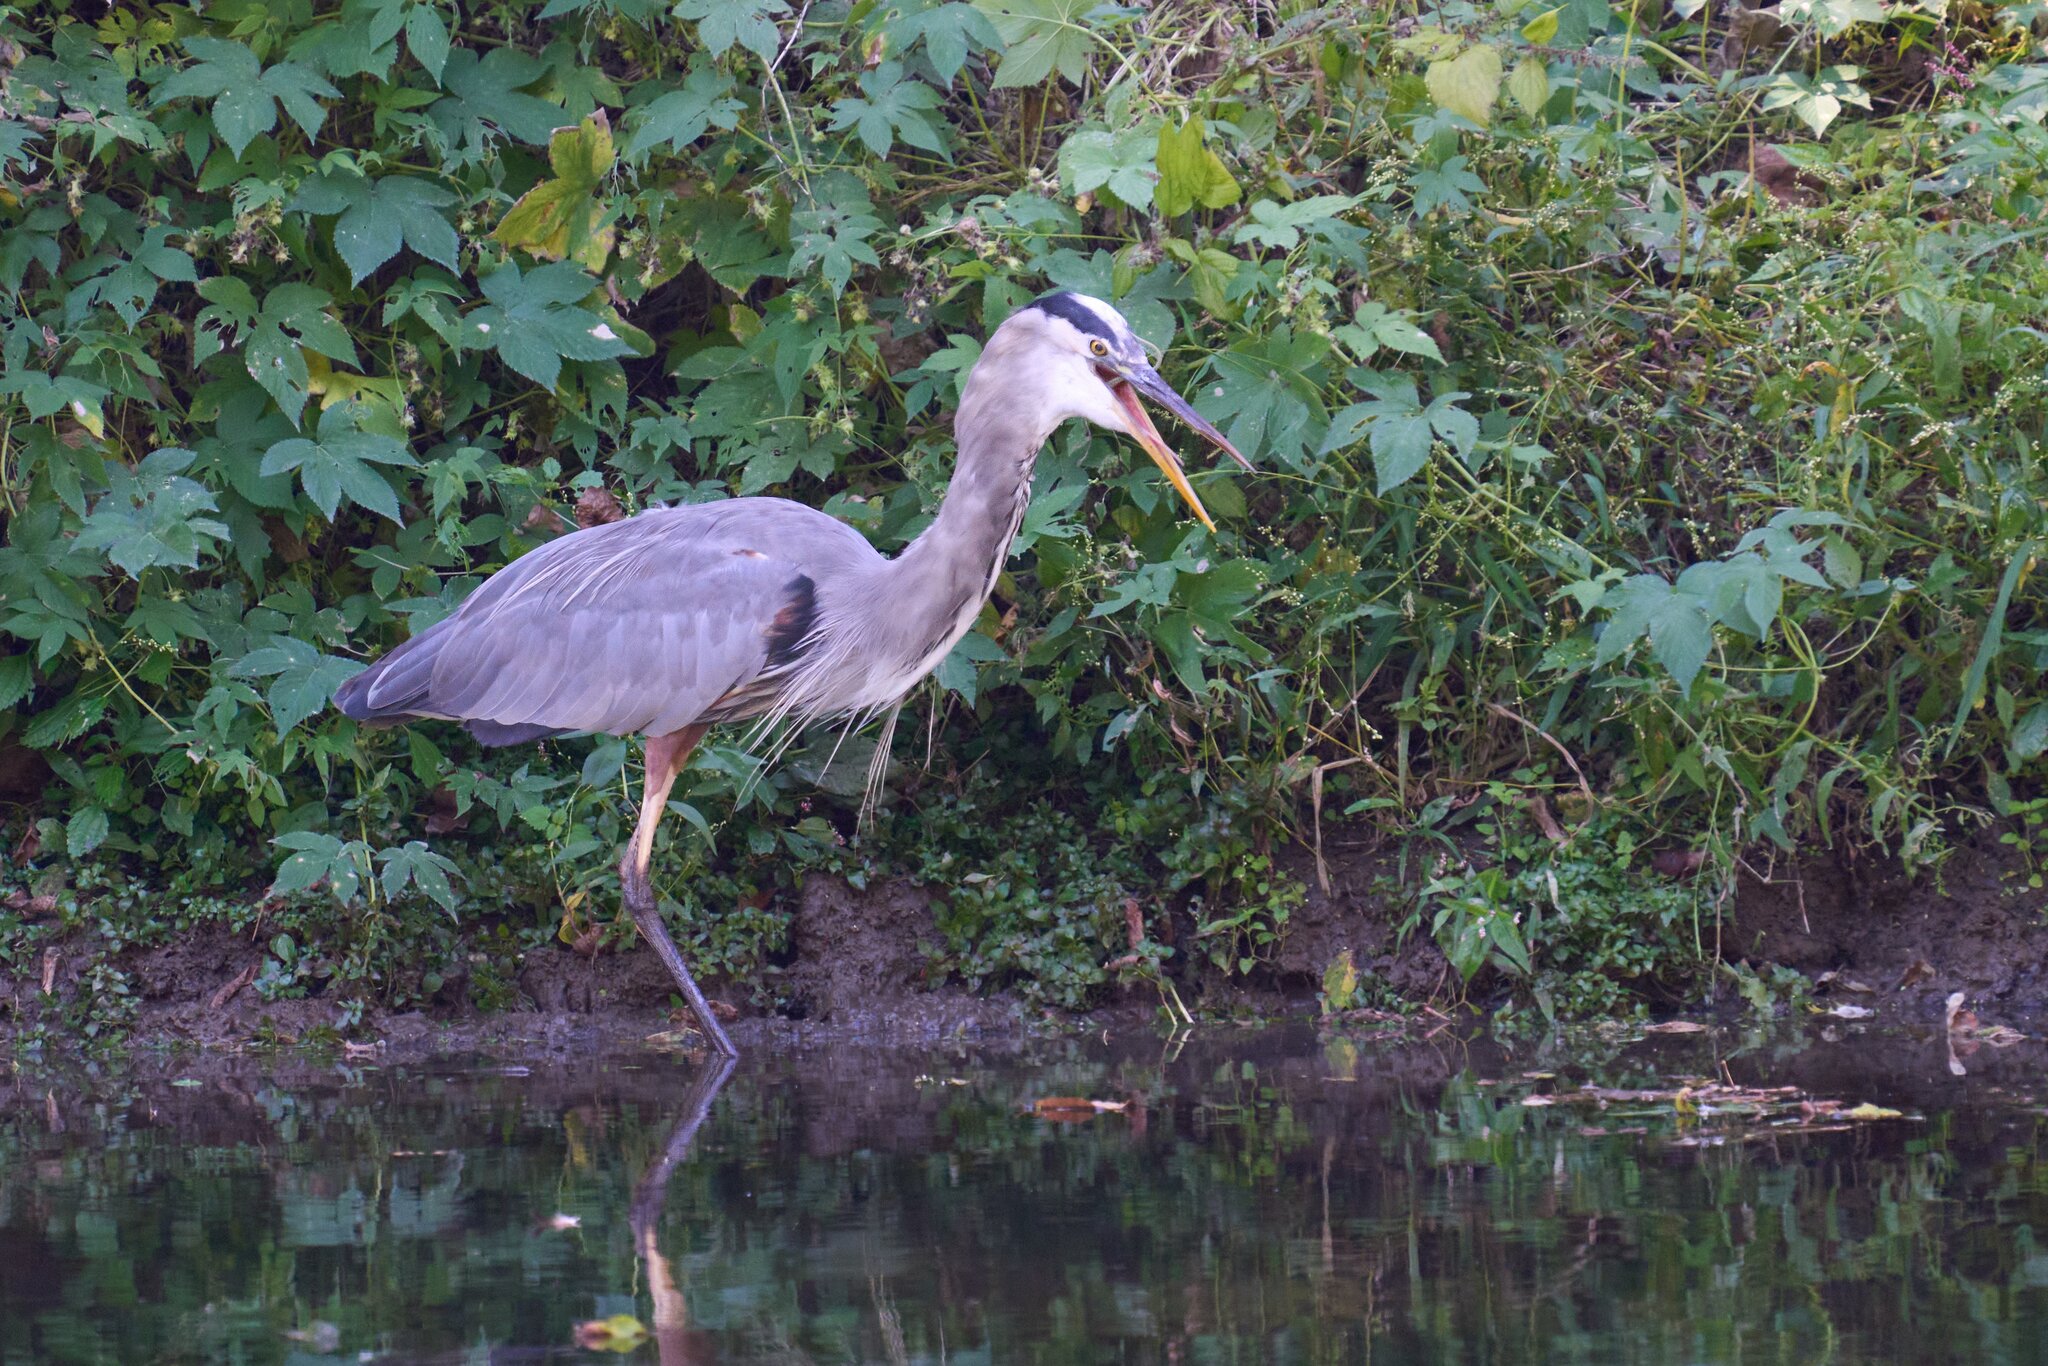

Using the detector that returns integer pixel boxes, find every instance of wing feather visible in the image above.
[343,502,854,739]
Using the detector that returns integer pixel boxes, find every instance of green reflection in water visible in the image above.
[3,1027,2048,1364]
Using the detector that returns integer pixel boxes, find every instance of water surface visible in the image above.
[4,1023,2047,1363]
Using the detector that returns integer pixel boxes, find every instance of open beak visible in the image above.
[1106,362,1253,532]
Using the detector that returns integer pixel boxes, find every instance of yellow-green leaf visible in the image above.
[493,113,617,269]
[1426,44,1503,127]
[1154,116,1240,217]
[1520,7,1561,43]
[1507,55,1550,117]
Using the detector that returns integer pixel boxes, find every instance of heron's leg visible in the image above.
[620,724,737,1057]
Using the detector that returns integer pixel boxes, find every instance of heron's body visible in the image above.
[335,292,1248,1056]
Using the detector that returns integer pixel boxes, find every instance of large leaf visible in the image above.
[974,0,1100,88]
[1154,117,1240,217]
[1057,126,1157,206]
[828,62,950,159]
[259,402,417,521]
[77,448,231,576]
[153,36,339,157]
[493,113,618,269]
[463,260,636,389]
[1426,43,1503,127]
[674,0,790,63]
[622,62,743,158]
[292,171,460,282]
[231,637,368,733]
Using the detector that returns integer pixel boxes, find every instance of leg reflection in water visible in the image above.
[629,1054,737,1365]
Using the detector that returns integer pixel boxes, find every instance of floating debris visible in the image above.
[1029,1097,1129,1121]
[573,1315,648,1352]
[1642,1020,1709,1034]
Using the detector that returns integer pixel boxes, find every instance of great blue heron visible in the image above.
[334,292,1250,1055]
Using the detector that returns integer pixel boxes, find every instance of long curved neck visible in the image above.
[876,355,1058,664]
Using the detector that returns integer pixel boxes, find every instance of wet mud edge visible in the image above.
[5,822,2047,1053]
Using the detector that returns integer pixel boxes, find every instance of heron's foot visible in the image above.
[619,856,739,1059]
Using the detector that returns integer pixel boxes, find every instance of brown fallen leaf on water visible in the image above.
[1521,1094,1556,1107]
[1815,970,1874,994]
[1897,954,1936,989]
[1643,1020,1709,1034]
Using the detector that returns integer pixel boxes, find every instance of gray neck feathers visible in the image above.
[872,335,1053,667]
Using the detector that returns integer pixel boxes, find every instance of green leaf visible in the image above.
[828,62,950,159]
[241,284,359,426]
[270,830,369,902]
[1948,541,2038,757]
[232,637,369,733]
[975,0,1100,88]
[674,0,790,63]
[77,448,231,576]
[464,260,636,389]
[622,63,743,157]
[1408,155,1486,216]
[1320,373,1463,491]
[429,47,565,161]
[1232,194,1363,252]
[1057,126,1156,206]
[1507,55,1550,117]
[292,172,460,282]
[1647,597,1712,693]
[259,403,417,522]
[377,839,462,913]
[1426,43,1503,127]
[1520,7,1561,42]
[154,36,339,158]
[0,656,32,712]
[406,3,451,83]
[787,187,883,298]
[1154,117,1240,217]
[67,806,110,858]
[1332,301,1445,364]
[889,2,1000,85]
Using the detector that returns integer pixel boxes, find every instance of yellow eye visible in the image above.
[1089,338,1109,357]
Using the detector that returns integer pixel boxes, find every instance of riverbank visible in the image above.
[5,821,2043,1055]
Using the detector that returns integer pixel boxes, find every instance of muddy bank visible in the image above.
[3,822,2045,1052]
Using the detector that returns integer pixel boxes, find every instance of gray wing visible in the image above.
[337,501,866,740]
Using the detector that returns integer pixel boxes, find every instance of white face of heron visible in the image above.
[983,292,1149,436]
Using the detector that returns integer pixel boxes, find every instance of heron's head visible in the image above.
[988,291,1253,530]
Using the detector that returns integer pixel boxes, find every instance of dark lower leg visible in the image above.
[621,725,736,1057]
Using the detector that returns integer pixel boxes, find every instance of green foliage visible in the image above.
[4,0,2048,1024]
[1417,796,1710,1019]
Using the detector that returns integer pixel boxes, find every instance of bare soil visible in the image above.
[4,823,2046,1053]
